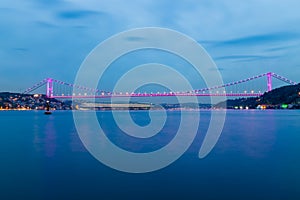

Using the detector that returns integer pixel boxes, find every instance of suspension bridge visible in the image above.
[23,72,298,99]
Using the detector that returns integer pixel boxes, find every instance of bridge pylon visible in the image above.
[267,72,272,92]
[46,78,53,98]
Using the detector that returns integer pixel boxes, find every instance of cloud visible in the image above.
[214,55,277,61]
[57,10,101,20]
[265,44,300,53]
[209,67,225,71]
[12,48,29,52]
[30,0,64,7]
[0,7,12,12]
[124,36,147,42]
[34,21,58,28]
[214,32,300,47]
[200,31,300,63]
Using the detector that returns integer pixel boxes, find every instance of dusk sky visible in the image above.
[0,0,300,92]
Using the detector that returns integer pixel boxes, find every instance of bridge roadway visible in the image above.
[51,92,263,98]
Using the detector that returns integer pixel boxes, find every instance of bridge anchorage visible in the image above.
[23,72,298,99]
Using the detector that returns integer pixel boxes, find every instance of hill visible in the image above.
[215,83,300,109]
[0,92,71,110]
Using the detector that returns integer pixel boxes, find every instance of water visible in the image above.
[0,110,299,199]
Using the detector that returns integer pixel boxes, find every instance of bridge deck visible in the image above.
[51,93,263,98]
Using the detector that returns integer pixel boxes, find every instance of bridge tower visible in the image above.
[267,72,272,92]
[46,78,53,98]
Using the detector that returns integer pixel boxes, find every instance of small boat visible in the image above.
[44,100,52,115]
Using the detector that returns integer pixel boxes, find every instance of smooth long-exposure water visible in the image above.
[0,110,299,199]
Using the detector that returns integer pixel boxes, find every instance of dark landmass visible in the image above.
[0,92,72,110]
[215,84,300,109]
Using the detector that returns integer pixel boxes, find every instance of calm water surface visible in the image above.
[0,110,299,199]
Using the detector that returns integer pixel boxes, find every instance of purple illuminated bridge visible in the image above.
[23,72,298,99]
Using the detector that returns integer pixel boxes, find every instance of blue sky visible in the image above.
[0,0,300,92]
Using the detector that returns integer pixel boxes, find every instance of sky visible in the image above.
[0,0,300,93]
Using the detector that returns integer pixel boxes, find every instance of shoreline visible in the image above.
[1,107,299,111]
